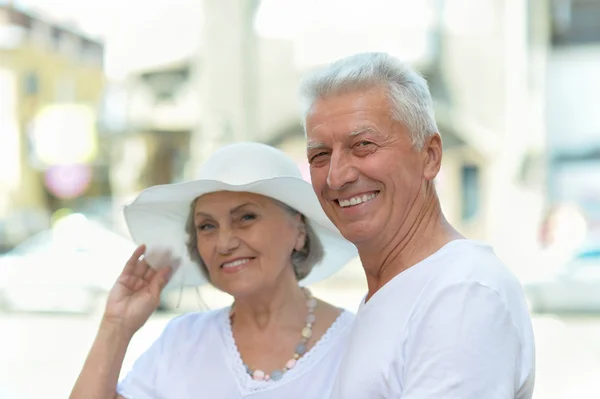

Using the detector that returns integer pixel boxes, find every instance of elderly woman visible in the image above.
[69,142,358,399]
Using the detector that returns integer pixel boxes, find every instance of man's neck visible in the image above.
[358,196,463,302]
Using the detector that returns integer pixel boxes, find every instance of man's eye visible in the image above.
[310,152,328,163]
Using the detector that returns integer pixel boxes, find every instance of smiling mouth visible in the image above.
[336,191,379,208]
[220,257,255,269]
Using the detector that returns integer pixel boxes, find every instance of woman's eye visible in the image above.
[240,213,257,222]
[197,223,214,231]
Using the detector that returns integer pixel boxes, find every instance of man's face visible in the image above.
[305,87,440,245]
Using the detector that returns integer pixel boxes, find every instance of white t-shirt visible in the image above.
[117,307,354,398]
[331,239,535,399]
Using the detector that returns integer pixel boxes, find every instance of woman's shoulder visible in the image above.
[327,308,355,336]
[160,307,229,340]
[314,299,355,325]
[337,308,355,324]
[316,307,355,348]
[309,303,355,349]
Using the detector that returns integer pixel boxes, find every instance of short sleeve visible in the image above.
[117,315,185,399]
[400,282,522,399]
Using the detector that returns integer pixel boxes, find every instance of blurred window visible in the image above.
[551,0,600,45]
[23,71,39,96]
[461,164,480,222]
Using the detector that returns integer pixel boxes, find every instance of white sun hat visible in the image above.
[123,142,358,290]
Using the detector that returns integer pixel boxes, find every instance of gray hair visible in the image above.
[299,52,439,149]
[185,197,324,282]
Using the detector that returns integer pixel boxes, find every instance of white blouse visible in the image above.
[117,307,354,399]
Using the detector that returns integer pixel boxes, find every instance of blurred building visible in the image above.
[402,0,600,264]
[0,3,105,247]
[104,60,196,192]
[422,0,548,265]
[544,0,600,233]
[100,0,304,236]
[260,0,548,264]
[99,0,537,251]
[99,0,599,266]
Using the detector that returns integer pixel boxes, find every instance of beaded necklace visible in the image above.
[229,288,317,382]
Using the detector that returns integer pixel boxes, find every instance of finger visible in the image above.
[149,259,179,297]
[149,267,171,298]
[116,273,146,292]
[143,267,156,283]
[131,255,150,278]
[122,245,146,274]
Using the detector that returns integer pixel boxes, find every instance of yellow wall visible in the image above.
[0,40,105,212]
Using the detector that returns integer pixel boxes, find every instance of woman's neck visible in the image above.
[231,274,307,332]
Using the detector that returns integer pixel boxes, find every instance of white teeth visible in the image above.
[222,258,251,268]
[338,192,378,208]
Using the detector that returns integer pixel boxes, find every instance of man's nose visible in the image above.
[327,151,358,190]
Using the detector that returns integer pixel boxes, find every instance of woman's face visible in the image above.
[192,191,307,297]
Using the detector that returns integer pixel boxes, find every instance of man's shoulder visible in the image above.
[434,239,520,291]
[422,240,532,331]
[418,239,532,324]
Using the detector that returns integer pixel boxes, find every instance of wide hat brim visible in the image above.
[123,177,358,290]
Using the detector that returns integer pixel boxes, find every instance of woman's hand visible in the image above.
[102,245,179,336]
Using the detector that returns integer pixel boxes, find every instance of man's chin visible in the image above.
[337,220,377,245]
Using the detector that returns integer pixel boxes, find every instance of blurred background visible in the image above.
[0,0,599,397]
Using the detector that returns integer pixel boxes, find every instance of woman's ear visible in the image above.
[294,215,307,251]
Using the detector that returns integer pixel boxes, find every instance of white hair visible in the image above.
[299,52,439,149]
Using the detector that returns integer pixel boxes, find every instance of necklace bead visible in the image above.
[252,370,265,381]
[237,288,316,382]
[301,326,313,339]
[270,370,283,381]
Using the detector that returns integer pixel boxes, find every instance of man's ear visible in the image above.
[423,133,442,181]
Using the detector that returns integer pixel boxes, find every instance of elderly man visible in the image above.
[300,52,535,399]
